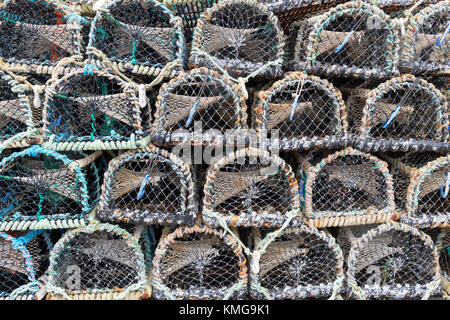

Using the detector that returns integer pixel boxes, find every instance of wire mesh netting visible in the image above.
[346,222,441,299]
[153,67,247,135]
[253,71,348,144]
[0,69,35,143]
[190,0,284,80]
[0,230,51,300]
[0,0,81,73]
[401,0,449,75]
[356,74,449,150]
[43,67,146,150]
[288,1,399,79]
[152,225,248,299]
[47,223,149,300]
[0,145,90,230]
[203,147,300,228]
[250,226,344,299]
[88,0,185,78]
[98,145,197,226]
[300,147,396,227]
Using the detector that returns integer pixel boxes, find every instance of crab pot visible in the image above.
[152,67,248,137]
[0,0,81,74]
[0,230,52,300]
[0,69,36,146]
[300,147,396,228]
[354,74,449,152]
[400,1,450,76]
[252,71,350,150]
[46,223,149,300]
[0,145,91,231]
[190,0,285,80]
[97,145,197,226]
[203,147,300,228]
[43,67,148,151]
[87,0,185,79]
[347,222,441,300]
[287,1,399,79]
[396,154,450,227]
[152,224,248,299]
[250,226,344,299]
[425,228,450,298]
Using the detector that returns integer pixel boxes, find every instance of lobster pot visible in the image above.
[287,1,399,79]
[163,0,219,42]
[97,145,197,226]
[0,230,52,300]
[250,226,344,299]
[253,71,349,149]
[190,0,284,80]
[0,145,90,231]
[354,75,449,152]
[347,222,441,299]
[260,0,345,32]
[399,154,450,227]
[382,152,439,210]
[300,147,396,228]
[366,0,441,16]
[153,68,247,136]
[0,69,36,146]
[47,223,150,300]
[88,0,185,79]
[401,1,450,75]
[43,67,146,151]
[152,225,248,299]
[0,0,81,74]
[425,228,450,298]
[203,147,300,228]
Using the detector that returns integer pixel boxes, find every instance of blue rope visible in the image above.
[185,100,199,128]
[436,22,450,47]
[83,64,98,76]
[64,13,90,25]
[335,30,355,53]
[382,105,401,129]
[12,230,43,250]
[136,174,150,200]
[440,172,450,198]
[49,115,62,127]
[0,192,9,202]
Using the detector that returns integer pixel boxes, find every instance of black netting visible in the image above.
[44,70,144,143]
[0,149,89,223]
[252,227,342,299]
[0,0,79,65]
[51,229,142,293]
[154,69,246,134]
[89,0,184,70]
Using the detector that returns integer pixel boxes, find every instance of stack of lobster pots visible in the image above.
[0,0,448,300]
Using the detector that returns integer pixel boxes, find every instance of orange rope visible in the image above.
[50,9,64,63]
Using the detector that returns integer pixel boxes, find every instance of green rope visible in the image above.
[36,194,45,221]
[89,113,96,141]
[130,41,137,65]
